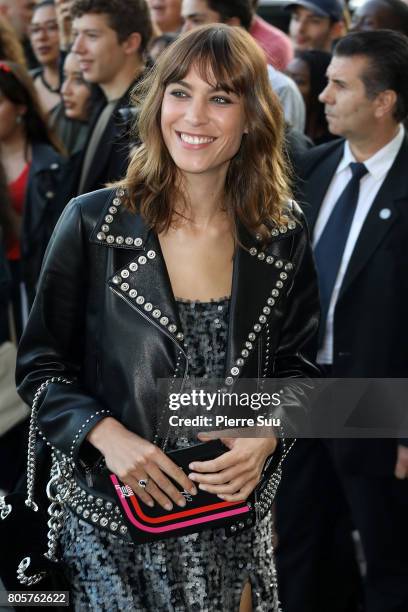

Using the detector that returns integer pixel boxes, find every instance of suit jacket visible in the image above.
[16,188,320,501]
[297,133,408,473]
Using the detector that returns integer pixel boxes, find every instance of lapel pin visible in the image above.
[379,208,391,220]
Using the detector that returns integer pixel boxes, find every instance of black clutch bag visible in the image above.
[109,439,279,545]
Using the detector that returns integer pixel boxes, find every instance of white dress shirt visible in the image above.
[313,125,405,364]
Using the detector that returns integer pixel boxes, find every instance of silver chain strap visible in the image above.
[44,453,74,562]
[25,377,73,510]
[13,377,73,586]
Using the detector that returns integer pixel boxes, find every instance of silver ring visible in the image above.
[138,479,149,489]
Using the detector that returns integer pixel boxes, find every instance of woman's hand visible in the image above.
[188,434,278,501]
[87,417,197,510]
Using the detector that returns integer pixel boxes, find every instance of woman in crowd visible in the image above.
[29,0,61,115]
[286,49,336,145]
[0,15,27,67]
[51,50,92,154]
[17,25,319,611]
[0,61,65,324]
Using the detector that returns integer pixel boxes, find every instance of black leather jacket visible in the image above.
[16,187,320,498]
[21,142,67,304]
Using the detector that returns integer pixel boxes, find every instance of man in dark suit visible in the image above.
[275,30,408,612]
[69,0,152,196]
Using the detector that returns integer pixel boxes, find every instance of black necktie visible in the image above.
[314,162,368,347]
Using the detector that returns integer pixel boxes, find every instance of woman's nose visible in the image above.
[184,97,209,126]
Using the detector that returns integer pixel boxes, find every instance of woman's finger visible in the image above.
[217,480,258,502]
[147,464,190,508]
[198,475,249,495]
[188,448,239,473]
[141,478,178,511]
[188,463,248,485]
[156,452,198,494]
[123,475,155,508]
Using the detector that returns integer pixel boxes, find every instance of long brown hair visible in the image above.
[0,16,27,67]
[0,61,63,154]
[117,24,292,242]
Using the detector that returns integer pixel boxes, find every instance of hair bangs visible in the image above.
[159,27,256,97]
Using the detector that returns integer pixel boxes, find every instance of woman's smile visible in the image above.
[176,130,216,148]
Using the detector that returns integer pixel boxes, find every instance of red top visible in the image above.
[6,162,30,261]
[250,15,294,71]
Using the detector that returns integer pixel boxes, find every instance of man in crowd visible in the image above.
[0,0,37,67]
[147,0,183,34]
[69,0,152,195]
[287,0,346,51]
[351,0,408,36]
[276,29,408,612]
[181,0,306,132]
[250,0,293,70]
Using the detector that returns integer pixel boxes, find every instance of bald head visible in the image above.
[0,0,35,39]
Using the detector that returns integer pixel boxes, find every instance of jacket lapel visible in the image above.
[110,228,183,341]
[92,190,298,383]
[224,223,297,386]
[339,135,408,299]
[301,144,344,233]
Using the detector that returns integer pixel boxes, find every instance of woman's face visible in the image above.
[286,57,311,104]
[29,5,60,67]
[0,91,24,142]
[160,65,247,182]
[61,53,91,121]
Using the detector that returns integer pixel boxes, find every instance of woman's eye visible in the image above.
[169,90,188,98]
[211,96,231,105]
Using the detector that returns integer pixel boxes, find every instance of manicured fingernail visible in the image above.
[147,500,154,507]
[190,486,197,495]
[165,503,173,511]
[188,473,197,481]
[217,495,225,500]
[177,498,186,507]
[198,484,207,491]
[189,463,196,470]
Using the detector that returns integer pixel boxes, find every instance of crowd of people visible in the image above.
[1,0,408,611]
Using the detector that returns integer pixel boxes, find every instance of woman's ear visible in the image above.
[16,104,27,120]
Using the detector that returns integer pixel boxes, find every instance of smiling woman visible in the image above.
[16,24,320,612]
[29,0,61,115]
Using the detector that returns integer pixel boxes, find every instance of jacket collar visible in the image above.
[91,189,299,386]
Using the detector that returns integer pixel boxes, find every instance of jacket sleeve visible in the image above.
[274,207,320,380]
[268,206,321,442]
[16,198,111,467]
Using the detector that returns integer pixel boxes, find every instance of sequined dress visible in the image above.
[60,298,280,611]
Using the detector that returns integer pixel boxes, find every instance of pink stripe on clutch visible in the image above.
[110,474,250,535]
